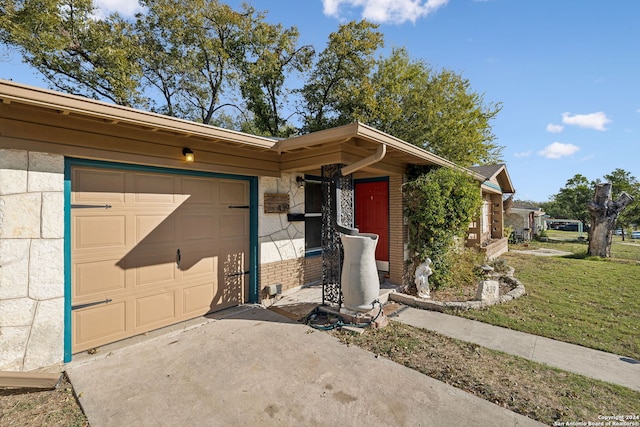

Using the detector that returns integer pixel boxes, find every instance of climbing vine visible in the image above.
[404,166,482,289]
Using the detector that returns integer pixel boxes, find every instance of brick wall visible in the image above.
[304,255,322,284]
[388,175,408,287]
[259,255,322,298]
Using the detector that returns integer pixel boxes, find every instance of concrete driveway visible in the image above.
[66,305,543,426]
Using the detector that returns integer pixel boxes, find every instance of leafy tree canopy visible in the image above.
[541,174,594,225]
[298,20,383,133]
[541,170,639,230]
[366,48,503,166]
[2,2,503,165]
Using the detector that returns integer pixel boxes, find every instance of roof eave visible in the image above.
[0,79,276,150]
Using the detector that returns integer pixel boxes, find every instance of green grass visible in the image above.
[514,230,640,261]
[457,249,640,359]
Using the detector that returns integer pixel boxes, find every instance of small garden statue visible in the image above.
[414,258,433,298]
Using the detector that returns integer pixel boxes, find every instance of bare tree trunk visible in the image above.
[587,183,633,257]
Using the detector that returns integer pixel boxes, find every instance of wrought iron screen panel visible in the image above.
[321,164,354,306]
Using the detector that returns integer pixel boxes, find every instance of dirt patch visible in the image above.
[0,373,88,426]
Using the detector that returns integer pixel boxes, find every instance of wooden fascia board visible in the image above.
[496,168,516,193]
[481,183,503,195]
[0,371,62,389]
[0,113,281,176]
[273,123,359,152]
[1,104,281,163]
[277,122,482,179]
[0,80,276,150]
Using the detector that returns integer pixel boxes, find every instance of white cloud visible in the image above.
[514,150,532,158]
[538,142,580,159]
[93,0,146,18]
[322,0,449,24]
[561,111,611,131]
[546,123,564,133]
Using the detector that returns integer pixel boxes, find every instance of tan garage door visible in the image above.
[71,166,250,353]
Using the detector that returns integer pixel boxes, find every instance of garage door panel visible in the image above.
[133,173,178,205]
[116,244,176,271]
[220,249,245,277]
[73,301,127,350]
[182,213,216,241]
[72,169,126,204]
[214,275,243,309]
[75,259,126,297]
[135,291,176,329]
[219,180,248,205]
[72,166,250,353]
[183,283,215,315]
[75,215,126,250]
[180,253,216,278]
[182,177,217,204]
[219,213,248,238]
[136,214,176,244]
[136,261,176,286]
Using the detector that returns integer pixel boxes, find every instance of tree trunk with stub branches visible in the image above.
[587,183,634,257]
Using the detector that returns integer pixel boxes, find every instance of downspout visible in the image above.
[332,144,387,235]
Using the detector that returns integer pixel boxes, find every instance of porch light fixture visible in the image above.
[296,175,305,188]
[182,148,195,162]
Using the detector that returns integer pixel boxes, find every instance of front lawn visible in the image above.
[457,249,640,359]
[334,323,640,426]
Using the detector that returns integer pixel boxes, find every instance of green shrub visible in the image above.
[404,167,483,289]
[450,246,486,289]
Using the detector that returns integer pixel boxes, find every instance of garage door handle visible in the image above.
[176,249,181,269]
[72,299,112,310]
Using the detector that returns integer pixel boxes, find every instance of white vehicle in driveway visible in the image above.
[631,231,640,239]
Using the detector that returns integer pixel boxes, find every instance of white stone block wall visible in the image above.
[258,173,305,264]
[0,149,65,371]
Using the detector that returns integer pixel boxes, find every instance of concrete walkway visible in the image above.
[66,305,543,427]
[391,306,640,391]
[509,248,572,256]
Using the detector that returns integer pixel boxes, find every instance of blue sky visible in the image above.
[2,0,639,202]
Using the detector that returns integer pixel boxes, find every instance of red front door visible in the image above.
[355,180,389,265]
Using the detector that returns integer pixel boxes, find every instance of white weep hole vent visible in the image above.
[266,284,282,296]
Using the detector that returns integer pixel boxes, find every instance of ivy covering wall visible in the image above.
[404,166,483,289]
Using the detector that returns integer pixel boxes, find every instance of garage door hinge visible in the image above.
[71,204,112,209]
[227,270,250,277]
[228,205,250,209]
[72,298,113,310]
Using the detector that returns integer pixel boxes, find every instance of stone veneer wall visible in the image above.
[258,173,307,298]
[0,149,65,371]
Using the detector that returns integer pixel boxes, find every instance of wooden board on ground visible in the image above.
[268,303,319,322]
[0,371,62,389]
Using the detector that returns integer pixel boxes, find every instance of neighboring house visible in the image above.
[0,81,513,371]
[467,164,515,258]
[505,202,546,240]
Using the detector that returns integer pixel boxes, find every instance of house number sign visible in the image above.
[264,193,290,213]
